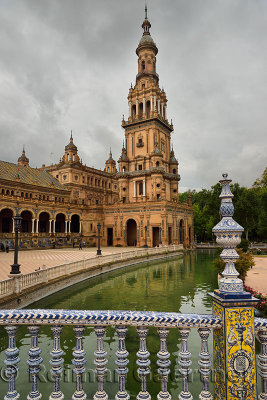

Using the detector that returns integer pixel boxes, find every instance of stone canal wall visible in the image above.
[0,245,183,309]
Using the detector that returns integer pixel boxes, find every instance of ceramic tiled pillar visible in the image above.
[210,174,258,400]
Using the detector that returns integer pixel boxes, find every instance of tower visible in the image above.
[17,147,29,167]
[62,132,80,164]
[119,8,179,204]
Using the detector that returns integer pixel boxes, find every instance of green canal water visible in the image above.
[0,250,219,398]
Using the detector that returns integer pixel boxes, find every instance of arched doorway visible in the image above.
[21,210,32,233]
[0,208,13,233]
[39,212,49,233]
[71,214,80,233]
[55,213,65,233]
[179,220,184,244]
[127,219,137,246]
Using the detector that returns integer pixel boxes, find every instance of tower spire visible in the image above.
[145,4,147,19]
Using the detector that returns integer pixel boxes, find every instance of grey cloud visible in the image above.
[0,0,266,190]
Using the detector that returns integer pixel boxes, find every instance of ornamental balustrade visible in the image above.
[0,174,266,399]
[0,245,182,300]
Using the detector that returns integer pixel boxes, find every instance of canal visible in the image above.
[0,250,219,398]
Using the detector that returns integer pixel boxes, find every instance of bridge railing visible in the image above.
[0,309,222,400]
[0,245,182,300]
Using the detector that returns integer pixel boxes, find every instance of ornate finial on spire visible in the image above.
[145,4,148,19]
[23,145,25,154]
[122,114,125,121]
[131,82,133,89]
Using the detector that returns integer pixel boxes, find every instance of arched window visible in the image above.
[146,101,150,118]
[132,104,136,118]
[142,60,145,71]
[173,169,176,174]
[156,161,160,167]
[139,182,143,195]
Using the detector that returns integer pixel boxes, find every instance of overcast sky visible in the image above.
[0,0,266,191]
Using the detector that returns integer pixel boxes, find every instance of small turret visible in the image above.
[105,148,117,173]
[62,132,80,164]
[17,147,29,167]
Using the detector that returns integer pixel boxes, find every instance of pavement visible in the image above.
[245,256,267,295]
[0,247,136,281]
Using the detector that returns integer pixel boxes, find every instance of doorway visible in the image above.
[107,228,113,246]
[127,219,137,246]
[168,227,172,245]
[153,227,160,247]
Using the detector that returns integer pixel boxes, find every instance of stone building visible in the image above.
[0,11,193,249]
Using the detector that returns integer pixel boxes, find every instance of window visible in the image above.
[90,223,93,231]
[123,197,126,204]
[139,182,143,195]
[123,187,126,191]
[157,194,161,200]
[156,183,160,188]
[142,83,145,89]
[138,165,142,171]
[63,175,67,180]
[56,175,59,178]
[142,60,145,71]
[96,199,99,204]
[156,161,160,167]
[75,175,78,181]
[173,169,176,174]
[173,189,177,193]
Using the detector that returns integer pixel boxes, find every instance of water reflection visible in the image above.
[0,251,218,398]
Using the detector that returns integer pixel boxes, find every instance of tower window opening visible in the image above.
[156,161,160,167]
[139,182,143,195]
[146,101,150,118]
[173,169,176,174]
[142,83,145,89]
[122,197,126,204]
[138,164,142,171]
[132,105,136,118]
[142,60,145,71]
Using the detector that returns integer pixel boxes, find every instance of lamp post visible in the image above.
[159,227,162,245]
[96,223,102,256]
[144,226,148,248]
[10,213,22,274]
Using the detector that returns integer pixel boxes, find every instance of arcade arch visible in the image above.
[126,219,137,246]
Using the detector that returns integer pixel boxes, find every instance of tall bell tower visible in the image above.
[119,7,179,204]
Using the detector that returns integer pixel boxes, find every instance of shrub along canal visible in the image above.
[0,250,221,398]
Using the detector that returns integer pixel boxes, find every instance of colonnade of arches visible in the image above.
[0,208,81,234]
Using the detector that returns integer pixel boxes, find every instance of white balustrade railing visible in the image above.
[0,309,221,400]
[0,245,182,300]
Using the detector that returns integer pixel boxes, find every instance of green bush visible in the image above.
[213,249,255,281]
[237,239,250,252]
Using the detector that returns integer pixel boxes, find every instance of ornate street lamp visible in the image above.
[10,213,22,274]
[159,227,162,245]
[96,223,102,256]
[144,226,148,248]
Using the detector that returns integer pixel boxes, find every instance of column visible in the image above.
[128,101,132,118]
[12,218,15,234]
[164,105,167,119]
[49,220,52,234]
[210,174,258,399]
[154,96,157,112]
[36,219,39,233]
[65,220,67,233]
[161,103,164,116]
[150,96,153,112]
[157,99,161,114]
[143,180,146,196]
[143,97,146,115]
[133,181,136,197]
[53,220,55,234]
[79,221,82,234]
[32,219,35,234]
[68,221,71,234]
[136,99,138,117]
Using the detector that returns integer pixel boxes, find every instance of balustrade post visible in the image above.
[49,325,64,400]
[72,325,86,400]
[157,328,171,400]
[257,330,267,400]
[27,325,43,400]
[136,326,151,400]
[210,174,258,399]
[94,326,108,400]
[115,326,129,400]
[178,328,192,400]
[198,328,212,400]
[4,325,20,400]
